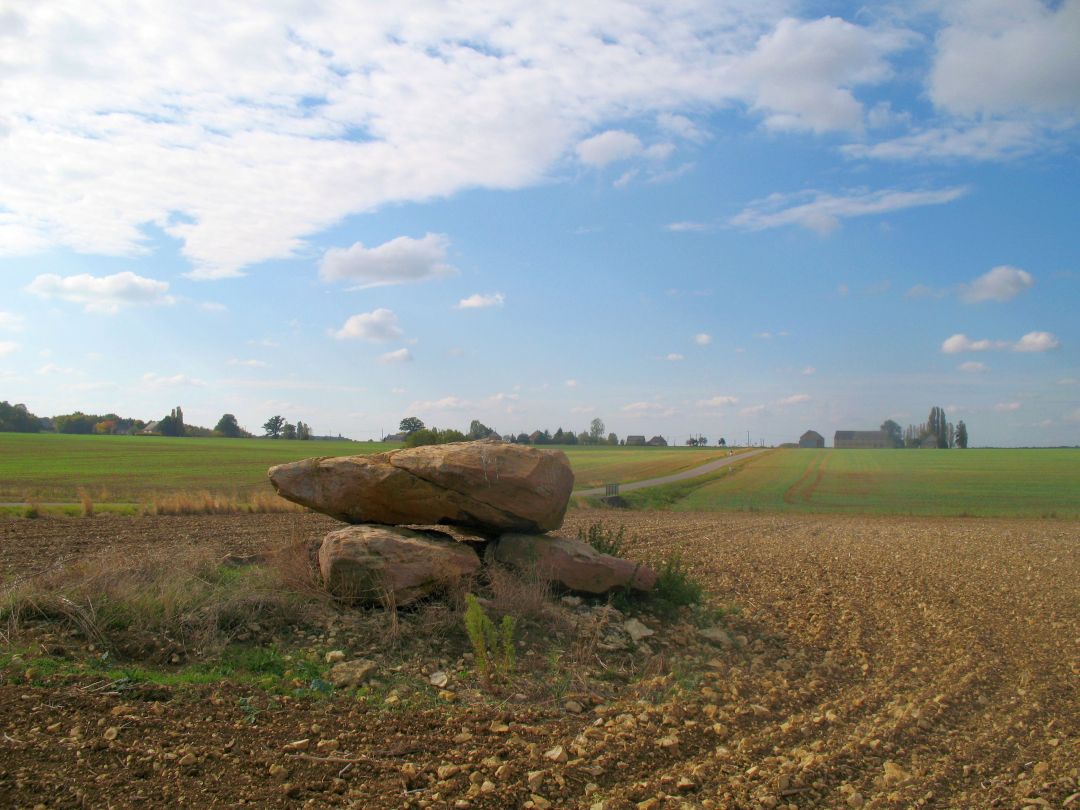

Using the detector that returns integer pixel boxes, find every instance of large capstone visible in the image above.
[269,439,573,534]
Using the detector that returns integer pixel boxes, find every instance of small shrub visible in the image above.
[654,552,704,609]
[578,522,626,556]
[24,497,41,519]
[463,594,516,680]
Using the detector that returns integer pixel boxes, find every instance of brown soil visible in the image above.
[1,510,1077,809]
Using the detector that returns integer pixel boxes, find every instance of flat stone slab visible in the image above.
[269,439,574,534]
[493,533,657,595]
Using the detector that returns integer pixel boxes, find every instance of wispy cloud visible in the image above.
[0,312,25,332]
[778,393,811,406]
[0,341,18,356]
[228,358,269,368]
[379,348,413,364]
[407,396,468,412]
[731,186,969,235]
[698,395,738,408]
[621,401,677,417]
[957,361,988,373]
[993,402,1021,413]
[694,333,712,346]
[666,353,685,361]
[141,372,206,388]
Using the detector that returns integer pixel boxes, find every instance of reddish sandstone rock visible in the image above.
[493,534,657,595]
[319,524,481,605]
[268,439,573,534]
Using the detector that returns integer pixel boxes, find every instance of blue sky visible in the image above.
[1,0,1078,446]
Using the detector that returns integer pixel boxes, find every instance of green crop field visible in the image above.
[618,448,1080,518]
[0,433,732,505]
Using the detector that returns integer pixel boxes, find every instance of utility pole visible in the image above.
[747,430,750,448]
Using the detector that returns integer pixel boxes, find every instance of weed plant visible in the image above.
[463,593,516,680]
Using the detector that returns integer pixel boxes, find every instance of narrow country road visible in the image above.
[572,448,770,497]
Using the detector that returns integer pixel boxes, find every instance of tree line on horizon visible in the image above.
[880,406,968,449]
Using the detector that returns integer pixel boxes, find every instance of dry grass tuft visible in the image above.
[487,564,551,622]
[1,539,324,658]
[147,490,306,516]
[77,487,94,518]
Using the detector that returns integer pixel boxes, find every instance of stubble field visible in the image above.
[0,509,1075,809]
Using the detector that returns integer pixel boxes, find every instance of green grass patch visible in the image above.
[616,448,1080,518]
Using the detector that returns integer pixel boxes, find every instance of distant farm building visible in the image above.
[138,421,160,435]
[834,430,890,449]
[799,430,825,448]
[528,430,544,444]
[647,435,668,447]
[625,435,646,446]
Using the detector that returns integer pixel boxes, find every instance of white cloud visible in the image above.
[666,221,711,232]
[199,301,228,313]
[993,402,1022,413]
[698,395,738,408]
[575,130,644,167]
[694,333,712,346]
[333,308,403,342]
[958,361,989,373]
[930,1,1080,119]
[1059,377,1079,386]
[657,113,709,142]
[1014,331,1060,352]
[227,358,269,368]
[960,265,1034,303]
[0,312,25,332]
[621,401,676,417]
[0,5,921,277]
[320,234,454,288]
[569,405,595,414]
[141,372,205,388]
[25,271,174,314]
[778,393,811,406]
[740,404,767,416]
[906,283,948,299]
[731,186,969,234]
[379,348,413,364]
[456,292,505,310]
[666,353,685,361]
[801,365,816,375]
[837,283,850,296]
[942,331,1060,353]
[564,379,579,388]
[407,396,468,412]
[0,341,21,356]
[731,16,913,133]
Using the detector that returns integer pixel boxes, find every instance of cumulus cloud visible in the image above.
[0,312,25,332]
[1014,331,1060,352]
[694,333,712,346]
[25,271,174,314]
[993,402,1022,412]
[576,130,644,167]
[698,395,738,407]
[941,331,1060,353]
[320,234,454,288]
[564,379,579,388]
[666,353,685,361]
[960,266,1034,303]
[0,4,921,277]
[731,186,969,234]
[929,1,1080,119]
[379,348,413,364]
[0,341,20,356]
[657,113,709,142]
[733,17,914,133]
[456,292,504,309]
[333,308,403,342]
[958,361,988,373]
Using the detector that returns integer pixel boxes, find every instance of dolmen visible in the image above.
[268,438,657,605]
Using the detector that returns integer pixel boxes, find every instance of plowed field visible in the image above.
[1,510,1076,809]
